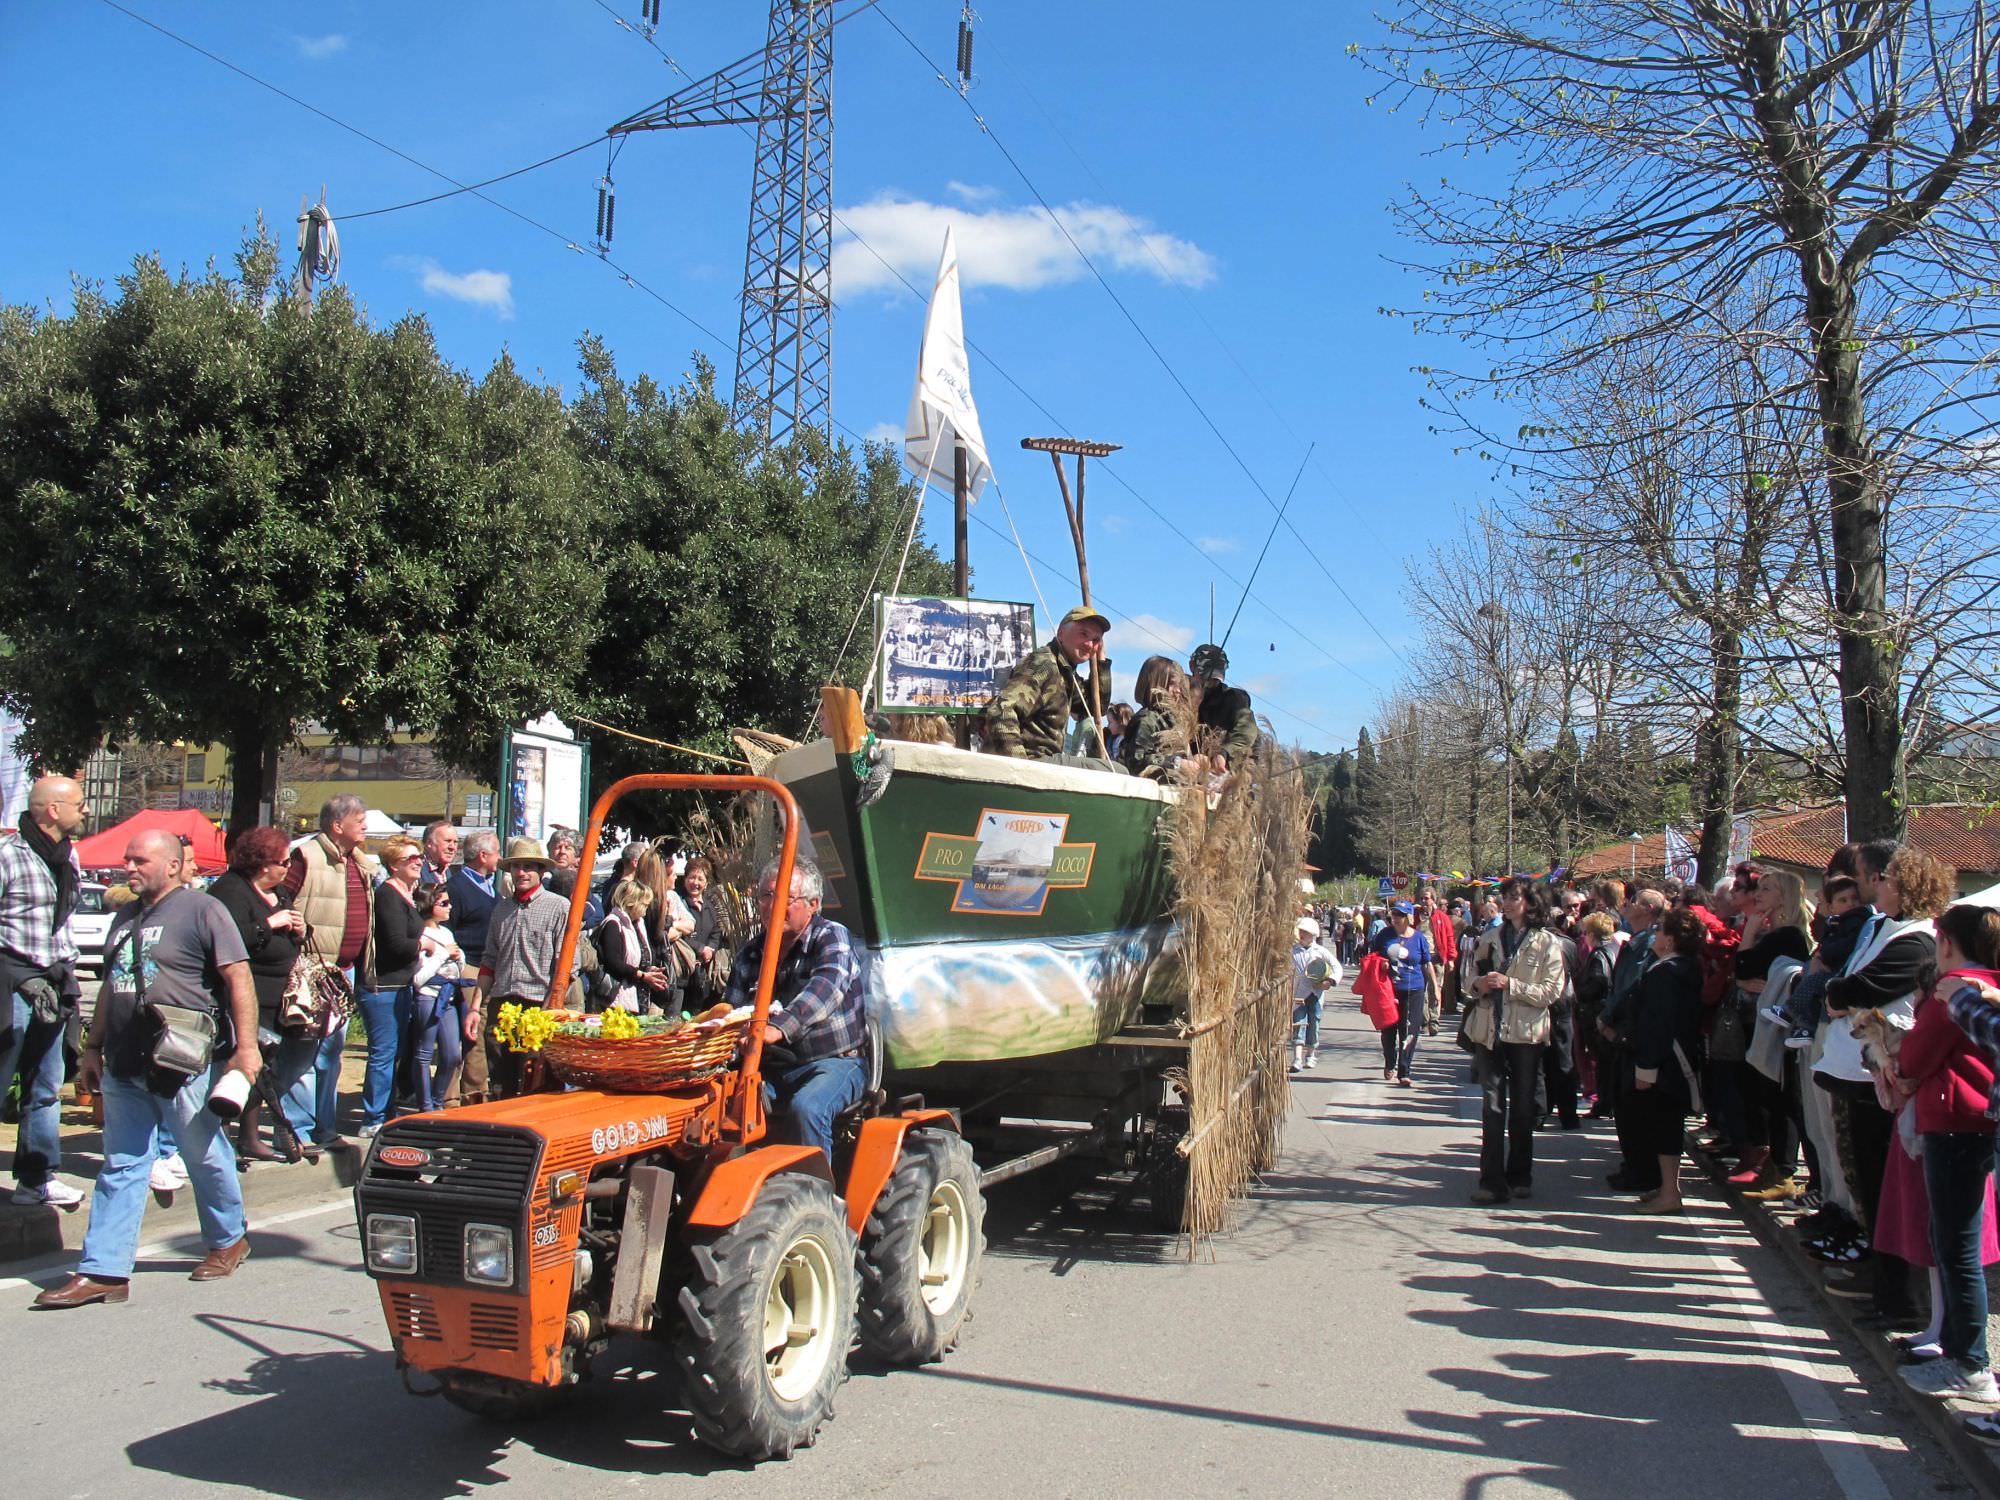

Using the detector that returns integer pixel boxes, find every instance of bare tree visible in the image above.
[1363,1,2000,839]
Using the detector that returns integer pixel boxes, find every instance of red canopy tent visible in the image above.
[73,808,228,874]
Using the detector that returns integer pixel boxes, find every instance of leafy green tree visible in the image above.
[0,233,598,829]
[568,339,951,806]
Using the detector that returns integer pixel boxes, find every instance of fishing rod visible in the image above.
[1219,443,1313,650]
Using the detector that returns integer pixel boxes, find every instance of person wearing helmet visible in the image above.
[983,605,1116,761]
[1187,643,1258,772]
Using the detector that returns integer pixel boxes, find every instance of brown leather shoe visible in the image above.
[190,1237,252,1281]
[32,1274,130,1310]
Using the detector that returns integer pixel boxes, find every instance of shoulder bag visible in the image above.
[280,945,354,1036]
[124,920,219,1097]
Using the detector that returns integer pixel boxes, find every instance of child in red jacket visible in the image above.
[1897,904,2000,1404]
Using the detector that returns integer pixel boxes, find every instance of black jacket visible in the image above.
[372,885,425,988]
[208,870,302,1018]
[1629,952,1703,1094]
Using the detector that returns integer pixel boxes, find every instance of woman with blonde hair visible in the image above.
[636,846,697,1003]
[360,835,428,1136]
[1729,865,1814,1197]
[597,878,671,1013]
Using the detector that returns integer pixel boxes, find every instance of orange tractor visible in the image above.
[354,774,981,1460]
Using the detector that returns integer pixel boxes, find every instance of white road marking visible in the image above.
[1699,1211,1896,1500]
[0,1195,351,1293]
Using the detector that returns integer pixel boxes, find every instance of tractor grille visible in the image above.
[359,1121,540,1287]
[386,1288,443,1343]
[468,1301,523,1353]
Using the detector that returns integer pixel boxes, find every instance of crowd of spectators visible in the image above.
[1314,840,2000,1439]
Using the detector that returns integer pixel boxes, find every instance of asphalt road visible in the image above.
[1,1010,1978,1499]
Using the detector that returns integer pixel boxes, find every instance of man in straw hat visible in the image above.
[983,605,1116,763]
[475,837,579,1099]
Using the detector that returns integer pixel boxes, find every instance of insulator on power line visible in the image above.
[957,19,973,81]
[595,183,608,241]
[604,192,615,244]
[595,176,616,251]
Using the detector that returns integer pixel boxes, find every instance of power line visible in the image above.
[97,0,1354,743]
[582,1,1382,696]
[871,4,1403,662]
[342,136,612,221]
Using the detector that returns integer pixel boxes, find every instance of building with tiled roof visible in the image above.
[1568,804,2000,894]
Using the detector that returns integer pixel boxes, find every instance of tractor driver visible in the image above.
[726,858,868,1163]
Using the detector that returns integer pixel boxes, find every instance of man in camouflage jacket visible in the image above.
[983,605,1112,759]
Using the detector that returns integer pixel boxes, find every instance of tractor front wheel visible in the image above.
[857,1130,984,1363]
[669,1172,857,1461]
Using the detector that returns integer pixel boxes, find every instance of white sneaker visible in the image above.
[357,1123,381,1140]
[11,1178,83,1210]
[1304,1051,1319,1070]
[149,1157,181,1198]
[160,1152,190,1185]
[1902,1359,2000,1404]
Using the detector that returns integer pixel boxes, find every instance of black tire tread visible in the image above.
[856,1131,984,1363]
[668,1172,857,1461]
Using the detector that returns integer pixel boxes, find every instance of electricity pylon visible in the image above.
[610,2,834,450]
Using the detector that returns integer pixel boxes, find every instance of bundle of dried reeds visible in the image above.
[1165,725,1311,1252]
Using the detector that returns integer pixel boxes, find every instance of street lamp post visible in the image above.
[1629,832,1641,879]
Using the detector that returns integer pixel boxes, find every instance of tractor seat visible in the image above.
[834,1009,887,1129]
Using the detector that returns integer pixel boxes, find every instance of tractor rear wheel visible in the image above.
[669,1172,857,1461]
[857,1131,983,1363]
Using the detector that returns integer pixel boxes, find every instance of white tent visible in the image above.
[1960,880,2000,908]
[362,808,405,838]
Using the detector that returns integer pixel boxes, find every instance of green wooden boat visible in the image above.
[765,735,1184,1069]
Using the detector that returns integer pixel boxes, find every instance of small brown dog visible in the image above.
[1847,1007,1905,1073]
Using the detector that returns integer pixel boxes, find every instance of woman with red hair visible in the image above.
[209,826,309,1159]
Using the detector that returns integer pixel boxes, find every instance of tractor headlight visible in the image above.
[464,1223,515,1286]
[365,1213,417,1275]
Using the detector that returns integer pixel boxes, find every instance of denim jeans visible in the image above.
[1381,992,1423,1078]
[1292,995,1321,1053]
[79,1063,246,1279]
[2,991,65,1186]
[410,985,464,1113]
[763,1054,866,1162]
[1477,1041,1544,1191]
[261,1029,322,1142]
[306,1023,347,1142]
[1924,1130,1996,1368]
[358,986,413,1129]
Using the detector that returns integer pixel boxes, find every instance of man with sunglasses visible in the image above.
[725,858,867,1162]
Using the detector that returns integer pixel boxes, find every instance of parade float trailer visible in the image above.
[352,714,1303,1460]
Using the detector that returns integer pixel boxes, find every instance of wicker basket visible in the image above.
[540,1017,753,1093]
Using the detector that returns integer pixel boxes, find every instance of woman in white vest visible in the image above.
[1814,846,1952,1325]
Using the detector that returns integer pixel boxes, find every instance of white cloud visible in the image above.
[947,181,1001,205]
[864,420,904,445]
[1196,535,1240,555]
[293,34,348,60]
[417,260,514,318]
[1100,513,1131,536]
[832,193,1217,298]
[1106,613,1195,661]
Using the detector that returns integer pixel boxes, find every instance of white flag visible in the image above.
[903,227,992,502]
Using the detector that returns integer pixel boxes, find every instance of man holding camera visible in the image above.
[31,829,260,1310]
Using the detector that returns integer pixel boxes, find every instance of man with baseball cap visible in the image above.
[1187,644,1259,772]
[983,604,1116,762]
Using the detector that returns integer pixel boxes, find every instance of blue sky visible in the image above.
[2,1,1493,754]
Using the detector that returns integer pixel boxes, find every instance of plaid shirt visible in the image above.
[0,831,80,968]
[726,913,867,1062]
